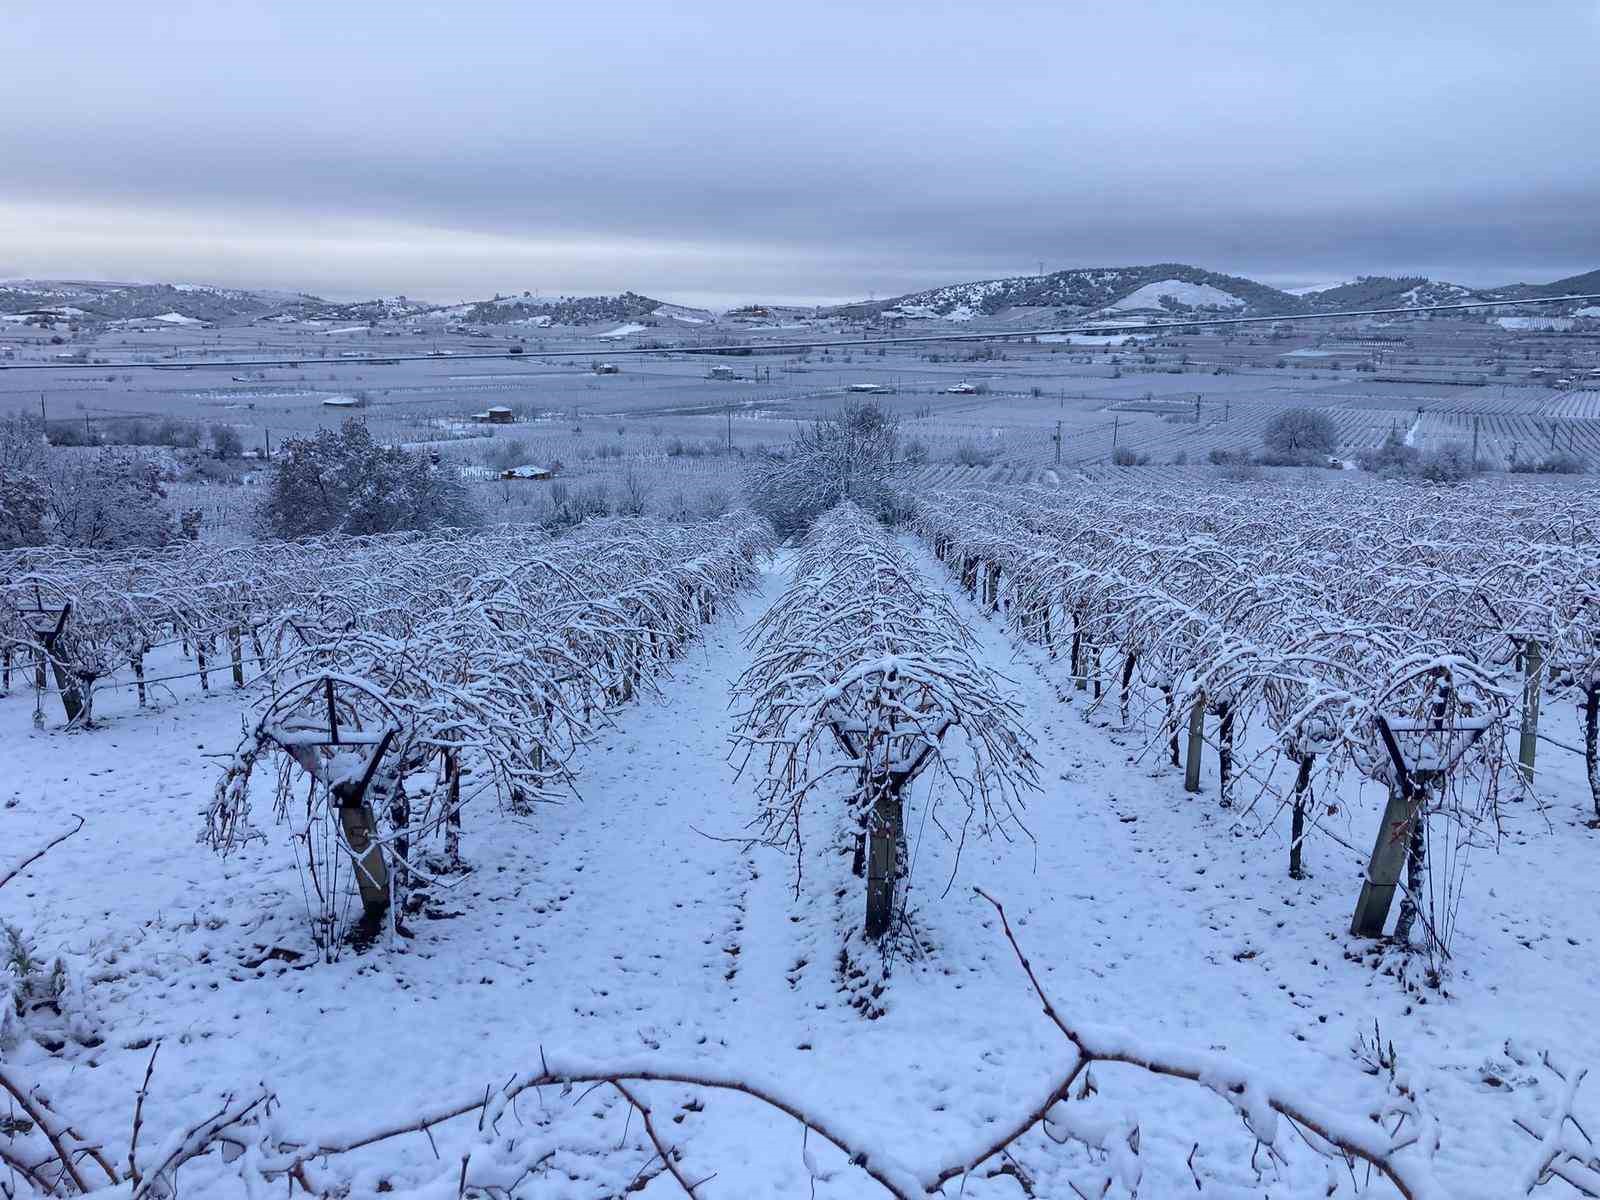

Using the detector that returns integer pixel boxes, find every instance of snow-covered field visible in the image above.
[5,497,1600,1197]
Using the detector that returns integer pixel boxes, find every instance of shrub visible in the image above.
[1355,429,1419,475]
[696,487,732,518]
[155,419,200,449]
[487,438,530,470]
[1415,442,1479,483]
[952,441,995,467]
[1511,450,1586,475]
[1224,458,1262,481]
[210,423,244,460]
[1111,446,1150,466]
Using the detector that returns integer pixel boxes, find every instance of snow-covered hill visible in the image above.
[0,279,314,322]
[870,263,1301,320]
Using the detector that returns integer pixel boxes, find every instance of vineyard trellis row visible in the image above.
[909,477,1600,964]
[206,512,772,951]
[3,515,773,952]
[732,502,1037,946]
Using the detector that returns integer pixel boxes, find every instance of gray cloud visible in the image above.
[1,0,1596,304]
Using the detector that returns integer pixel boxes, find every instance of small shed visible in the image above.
[474,406,515,424]
[500,464,553,481]
[322,395,363,409]
[707,365,737,380]
[594,362,621,374]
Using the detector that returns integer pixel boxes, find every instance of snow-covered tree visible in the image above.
[46,450,178,550]
[742,399,905,537]
[0,469,48,549]
[255,418,480,539]
[1261,408,1337,462]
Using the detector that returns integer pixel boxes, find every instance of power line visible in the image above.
[2,294,1595,373]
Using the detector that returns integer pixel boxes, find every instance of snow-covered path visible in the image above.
[6,545,1600,1197]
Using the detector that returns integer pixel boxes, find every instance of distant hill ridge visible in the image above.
[2,265,1595,325]
[837,263,1600,321]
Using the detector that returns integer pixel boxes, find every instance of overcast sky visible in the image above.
[1,1,1596,307]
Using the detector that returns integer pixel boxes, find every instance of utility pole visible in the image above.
[40,394,46,425]
[1471,415,1480,464]
[1195,394,1202,420]
[1112,416,1119,449]
[265,429,271,460]
[1054,420,1062,465]
[727,402,733,454]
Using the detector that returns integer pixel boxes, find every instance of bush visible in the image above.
[1415,442,1479,483]
[1224,458,1262,481]
[1262,409,1338,464]
[487,438,530,470]
[952,441,994,467]
[155,419,201,449]
[257,418,479,539]
[1511,450,1586,475]
[210,423,244,460]
[1111,446,1150,466]
[1207,447,1252,466]
[696,487,732,518]
[1355,429,1419,475]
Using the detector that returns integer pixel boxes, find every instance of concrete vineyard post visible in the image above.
[337,798,390,925]
[1351,781,1422,937]
[1519,639,1542,779]
[864,783,902,940]
[1183,695,1205,793]
[229,626,244,688]
[1289,754,1313,879]
[1351,719,1422,938]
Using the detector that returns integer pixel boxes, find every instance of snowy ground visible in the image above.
[4,543,1599,1197]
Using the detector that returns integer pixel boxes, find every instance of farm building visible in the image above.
[473,406,515,424]
[500,464,553,480]
[707,365,737,380]
[594,362,621,374]
[321,395,363,409]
